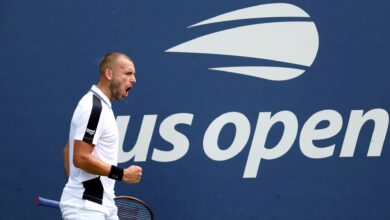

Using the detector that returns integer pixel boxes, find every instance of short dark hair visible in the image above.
[99,52,133,75]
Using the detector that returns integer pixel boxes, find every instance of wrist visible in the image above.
[108,165,124,181]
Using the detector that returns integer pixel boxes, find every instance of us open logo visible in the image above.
[166,3,319,81]
[119,3,388,179]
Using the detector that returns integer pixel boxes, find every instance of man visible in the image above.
[60,52,142,220]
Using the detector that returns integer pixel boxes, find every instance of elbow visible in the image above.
[73,156,81,168]
[73,154,87,169]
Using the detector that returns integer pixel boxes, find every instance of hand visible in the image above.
[122,165,142,184]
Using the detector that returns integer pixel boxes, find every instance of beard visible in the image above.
[109,78,125,100]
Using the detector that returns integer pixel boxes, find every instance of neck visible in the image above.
[96,81,112,102]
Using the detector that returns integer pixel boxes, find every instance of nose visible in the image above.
[130,75,136,84]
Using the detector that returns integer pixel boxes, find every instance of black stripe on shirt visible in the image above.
[90,89,110,107]
[82,176,104,204]
[83,95,102,144]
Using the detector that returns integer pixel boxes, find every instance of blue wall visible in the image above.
[1,0,389,219]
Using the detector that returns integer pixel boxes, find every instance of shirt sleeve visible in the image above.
[72,95,104,145]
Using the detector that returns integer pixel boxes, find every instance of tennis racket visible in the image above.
[36,196,154,220]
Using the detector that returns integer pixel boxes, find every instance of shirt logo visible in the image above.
[166,3,319,81]
[86,128,96,136]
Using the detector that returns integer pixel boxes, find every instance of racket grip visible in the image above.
[35,196,60,209]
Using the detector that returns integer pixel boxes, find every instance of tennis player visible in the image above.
[60,52,142,220]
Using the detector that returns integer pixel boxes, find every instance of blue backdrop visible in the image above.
[0,0,389,219]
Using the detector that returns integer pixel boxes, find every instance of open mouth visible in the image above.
[124,87,131,97]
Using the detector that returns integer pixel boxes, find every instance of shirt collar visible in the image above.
[90,85,112,108]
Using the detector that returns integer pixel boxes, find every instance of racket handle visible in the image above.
[35,196,60,209]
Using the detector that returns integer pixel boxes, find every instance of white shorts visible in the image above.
[60,192,118,220]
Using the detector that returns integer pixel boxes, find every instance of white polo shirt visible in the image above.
[62,85,119,208]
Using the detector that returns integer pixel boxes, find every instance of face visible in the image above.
[109,56,136,101]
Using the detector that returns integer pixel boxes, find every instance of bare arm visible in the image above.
[63,141,69,179]
[73,140,142,184]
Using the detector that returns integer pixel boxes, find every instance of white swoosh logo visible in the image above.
[166,3,319,81]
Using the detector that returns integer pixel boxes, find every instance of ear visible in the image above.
[104,68,113,81]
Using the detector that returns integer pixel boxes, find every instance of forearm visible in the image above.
[74,153,112,177]
[73,140,141,183]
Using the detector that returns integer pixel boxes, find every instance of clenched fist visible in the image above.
[122,165,142,184]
